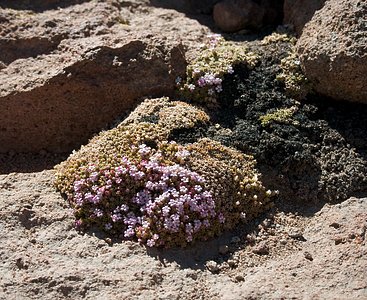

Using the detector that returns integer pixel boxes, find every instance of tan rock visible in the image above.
[283,0,326,36]
[297,0,367,103]
[0,33,186,153]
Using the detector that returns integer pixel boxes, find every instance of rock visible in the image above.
[213,0,265,32]
[0,2,121,64]
[252,241,269,255]
[0,33,186,153]
[288,230,306,241]
[279,239,287,245]
[0,60,6,70]
[206,260,220,273]
[304,251,313,261]
[227,259,238,268]
[235,275,245,282]
[283,0,326,36]
[297,0,367,103]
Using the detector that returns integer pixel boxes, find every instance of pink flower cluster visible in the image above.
[197,73,223,94]
[70,145,219,247]
[207,34,222,49]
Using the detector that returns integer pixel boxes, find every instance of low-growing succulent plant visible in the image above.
[178,34,258,105]
[261,32,296,45]
[67,143,220,247]
[55,98,274,248]
[276,47,311,99]
[259,106,299,127]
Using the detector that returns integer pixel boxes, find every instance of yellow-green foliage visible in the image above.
[188,38,258,78]
[54,122,170,194]
[276,49,311,99]
[259,107,299,127]
[55,97,274,247]
[178,35,258,105]
[261,32,296,45]
[123,97,210,130]
[186,139,274,228]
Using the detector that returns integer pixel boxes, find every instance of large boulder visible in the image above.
[0,1,120,65]
[297,0,367,103]
[0,34,186,153]
[283,0,326,36]
[213,0,283,33]
[213,0,264,32]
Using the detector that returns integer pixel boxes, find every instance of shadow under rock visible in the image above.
[0,0,90,12]
[149,0,220,15]
[149,0,284,42]
[0,152,68,174]
[310,95,367,162]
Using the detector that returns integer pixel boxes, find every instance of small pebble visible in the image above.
[304,251,313,261]
[288,230,306,241]
[246,234,256,243]
[185,270,198,280]
[235,275,245,282]
[206,261,219,274]
[228,259,238,268]
[219,245,229,255]
[252,242,269,255]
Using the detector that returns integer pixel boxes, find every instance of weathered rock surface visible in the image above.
[0,1,120,64]
[213,0,283,33]
[0,1,190,153]
[0,33,185,153]
[297,0,367,103]
[283,0,326,36]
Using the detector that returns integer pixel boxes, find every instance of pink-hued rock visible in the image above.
[297,0,367,103]
[283,0,326,36]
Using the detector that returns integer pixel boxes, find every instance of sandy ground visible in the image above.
[0,167,366,299]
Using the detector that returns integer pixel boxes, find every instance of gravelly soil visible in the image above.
[0,170,366,299]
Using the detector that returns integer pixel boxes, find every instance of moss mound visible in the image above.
[55,98,273,247]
